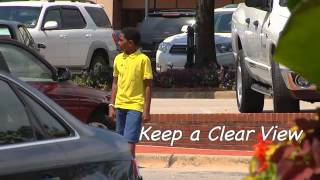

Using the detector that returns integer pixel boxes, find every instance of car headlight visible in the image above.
[158,42,171,53]
[216,43,232,53]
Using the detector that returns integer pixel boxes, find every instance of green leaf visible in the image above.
[288,0,302,10]
[274,1,320,87]
[249,156,259,174]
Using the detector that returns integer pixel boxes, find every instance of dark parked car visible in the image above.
[0,70,138,179]
[0,39,114,130]
[139,10,195,60]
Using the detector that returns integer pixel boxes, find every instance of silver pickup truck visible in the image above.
[231,0,320,113]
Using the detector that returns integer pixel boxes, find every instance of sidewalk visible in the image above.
[152,89,236,99]
[151,98,320,114]
[136,145,252,172]
[137,145,253,156]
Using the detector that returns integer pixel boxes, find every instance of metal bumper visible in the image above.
[281,69,320,101]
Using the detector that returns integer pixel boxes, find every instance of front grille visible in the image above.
[169,45,187,54]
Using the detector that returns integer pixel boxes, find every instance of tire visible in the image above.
[90,53,108,75]
[88,112,115,131]
[236,50,264,113]
[271,61,300,112]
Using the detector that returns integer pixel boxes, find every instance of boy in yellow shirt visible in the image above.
[109,27,153,158]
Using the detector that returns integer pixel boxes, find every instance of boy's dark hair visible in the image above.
[121,27,141,45]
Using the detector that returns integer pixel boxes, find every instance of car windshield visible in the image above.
[140,16,195,35]
[0,44,53,82]
[214,12,233,33]
[0,7,41,28]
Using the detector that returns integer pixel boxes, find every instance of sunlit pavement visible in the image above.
[140,168,246,180]
[151,98,320,114]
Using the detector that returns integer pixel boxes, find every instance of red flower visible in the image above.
[254,133,272,172]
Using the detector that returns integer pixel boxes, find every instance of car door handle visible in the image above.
[59,34,68,39]
[85,34,92,38]
[245,18,250,24]
[37,43,46,49]
[253,20,259,27]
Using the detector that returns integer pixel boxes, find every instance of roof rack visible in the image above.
[149,9,195,13]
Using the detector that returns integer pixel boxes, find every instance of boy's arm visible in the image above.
[109,77,118,120]
[143,79,152,123]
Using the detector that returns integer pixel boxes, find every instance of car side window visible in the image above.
[20,92,71,138]
[85,7,111,28]
[0,44,53,82]
[280,0,287,6]
[18,26,36,49]
[61,8,86,29]
[216,13,232,33]
[0,80,35,145]
[23,26,37,49]
[0,26,13,39]
[43,9,62,29]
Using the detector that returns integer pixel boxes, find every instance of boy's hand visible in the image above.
[142,112,151,123]
[108,106,116,122]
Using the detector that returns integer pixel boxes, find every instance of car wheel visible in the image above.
[271,61,300,112]
[90,53,108,75]
[89,112,115,131]
[236,50,264,113]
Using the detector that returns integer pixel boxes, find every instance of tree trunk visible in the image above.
[195,0,217,69]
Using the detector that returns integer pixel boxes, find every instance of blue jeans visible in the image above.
[115,108,142,143]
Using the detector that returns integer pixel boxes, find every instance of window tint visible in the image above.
[215,13,232,33]
[0,26,12,39]
[85,7,111,28]
[0,7,41,28]
[61,8,86,29]
[0,80,35,145]
[44,9,62,29]
[20,92,70,138]
[140,17,195,35]
[18,26,36,49]
[280,0,287,6]
[0,44,53,82]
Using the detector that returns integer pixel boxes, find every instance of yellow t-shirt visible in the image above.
[113,50,153,112]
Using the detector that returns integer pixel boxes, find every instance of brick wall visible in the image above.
[140,113,317,151]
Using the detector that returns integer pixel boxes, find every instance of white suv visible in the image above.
[0,1,118,73]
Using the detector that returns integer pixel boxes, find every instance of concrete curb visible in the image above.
[136,153,250,172]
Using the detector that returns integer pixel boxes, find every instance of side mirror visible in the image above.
[245,0,263,7]
[57,67,71,81]
[181,25,189,33]
[37,43,46,49]
[44,21,58,30]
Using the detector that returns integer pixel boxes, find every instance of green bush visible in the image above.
[72,69,113,91]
